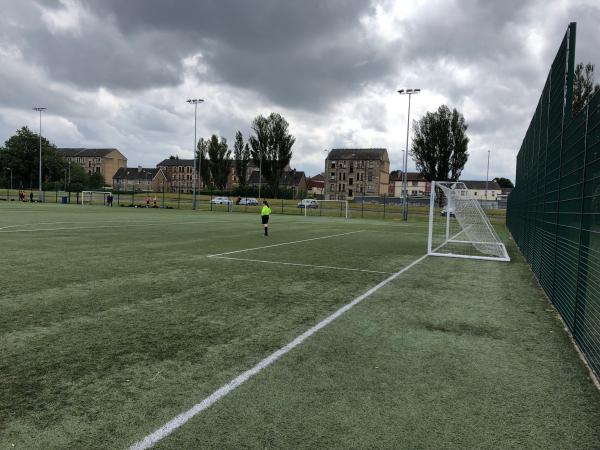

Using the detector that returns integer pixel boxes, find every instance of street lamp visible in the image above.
[5,167,12,200]
[187,98,204,210]
[33,107,46,202]
[397,89,420,221]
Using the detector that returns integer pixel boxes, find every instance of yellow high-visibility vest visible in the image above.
[261,205,271,216]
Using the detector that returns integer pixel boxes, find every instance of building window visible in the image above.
[349,165,354,173]
[349,178,353,186]
[331,162,336,169]
[330,183,335,191]
[368,160,374,168]
[330,172,335,180]
[412,181,418,186]
[349,189,353,197]
[367,184,374,192]
[342,172,346,181]
[474,192,477,195]
[368,175,373,182]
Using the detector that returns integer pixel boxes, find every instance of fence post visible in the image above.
[281,198,284,214]
[177,186,181,209]
[383,194,386,219]
[162,184,165,208]
[361,198,364,218]
[55,190,58,203]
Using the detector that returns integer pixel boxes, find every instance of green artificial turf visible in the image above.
[0,203,598,449]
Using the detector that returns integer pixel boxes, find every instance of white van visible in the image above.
[297,199,319,209]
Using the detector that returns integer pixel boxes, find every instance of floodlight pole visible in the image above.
[398,89,419,221]
[33,107,46,202]
[485,149,490,201]
[187,99,204,210]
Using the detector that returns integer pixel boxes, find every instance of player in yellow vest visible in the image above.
[261,200,271,236]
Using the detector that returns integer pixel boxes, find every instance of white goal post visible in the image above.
[427,181,509,262]
[303,199,349,219]
[81,191,111,206]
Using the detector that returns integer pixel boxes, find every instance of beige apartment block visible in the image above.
[324,148,390,200]
[58,148,127,185]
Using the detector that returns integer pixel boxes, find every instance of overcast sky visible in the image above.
[0,0,598,180]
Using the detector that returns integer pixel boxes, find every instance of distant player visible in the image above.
[261,200,271,236]
[146,195,150,207]
[153,195,158,207]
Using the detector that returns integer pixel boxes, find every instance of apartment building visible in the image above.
[156,158,198,193]
[324,148,390,200]
[57,148,127,185]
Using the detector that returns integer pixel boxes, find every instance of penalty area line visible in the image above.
[128,251,429,450]
[207,230,365,257]
[212,255,390,274]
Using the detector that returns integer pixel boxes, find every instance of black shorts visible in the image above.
[261,215,270,224]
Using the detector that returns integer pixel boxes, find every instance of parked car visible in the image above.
[297,199,319,208]
[210,196,232,205]
[441,207,455,217]
[238,197,259,206]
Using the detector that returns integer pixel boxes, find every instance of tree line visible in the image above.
[189,112,295,198]
[0,127,105,192]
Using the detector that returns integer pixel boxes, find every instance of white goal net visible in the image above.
[428,181,509,261]
[81,191,111,206]
[303,199,349,219]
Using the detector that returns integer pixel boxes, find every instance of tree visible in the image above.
[196,138,210,189]
[206,135,231,190]
[248,112,295,197]
[234,131,251,187]
[573,62,600,115]
[411,105,469,182]
[88,172,105,189]
[0,126,67,189]
[493,177,514,188]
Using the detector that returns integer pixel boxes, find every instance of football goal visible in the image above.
[304,199,349,219]
[427,181,509,261]
[81,191,111,206]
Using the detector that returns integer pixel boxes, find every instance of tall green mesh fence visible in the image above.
[507,22,600,379]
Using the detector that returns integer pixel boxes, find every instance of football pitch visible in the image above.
[1,203,599,449]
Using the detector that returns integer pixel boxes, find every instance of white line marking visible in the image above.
[0,220,224,233]
[213,255,390,274]
[128,252,429,450]
[207,230,365,257]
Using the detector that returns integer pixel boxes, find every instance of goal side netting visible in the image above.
[428,181,509,261]
[81,191,111,205]
[304,200,350,219]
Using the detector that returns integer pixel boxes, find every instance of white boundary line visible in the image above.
[213,255,390,274]
[207,230,364,257]
[128,252,429,450]
[0,220,224,233]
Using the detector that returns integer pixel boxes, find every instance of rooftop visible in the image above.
[327,148,388,161]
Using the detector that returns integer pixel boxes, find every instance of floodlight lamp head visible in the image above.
[33,107,46,111]
[186,99,204,104]
[397,89,405,94]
